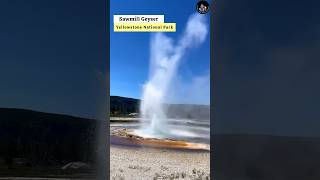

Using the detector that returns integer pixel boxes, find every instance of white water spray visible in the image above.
[138,14,208,138]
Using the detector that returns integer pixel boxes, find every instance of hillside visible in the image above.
[110,96,140,116]
[0,108,98,174]
[110,96,210,119]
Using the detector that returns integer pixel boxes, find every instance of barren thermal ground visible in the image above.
[110,144,210,180]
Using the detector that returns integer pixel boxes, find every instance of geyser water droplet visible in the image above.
[137,14,208,139]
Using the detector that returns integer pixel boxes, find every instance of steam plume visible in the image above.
[139,14,208,137]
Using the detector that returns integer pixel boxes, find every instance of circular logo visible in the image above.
[196,0,210,14]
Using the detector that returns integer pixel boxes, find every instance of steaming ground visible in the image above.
[111,117,210,144]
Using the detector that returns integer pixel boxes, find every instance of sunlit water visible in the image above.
[110,118,210,144]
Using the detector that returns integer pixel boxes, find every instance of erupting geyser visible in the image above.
[137,13,208,139]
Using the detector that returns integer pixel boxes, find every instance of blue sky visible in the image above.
[0,0,106,119]
[110,0,211,104]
